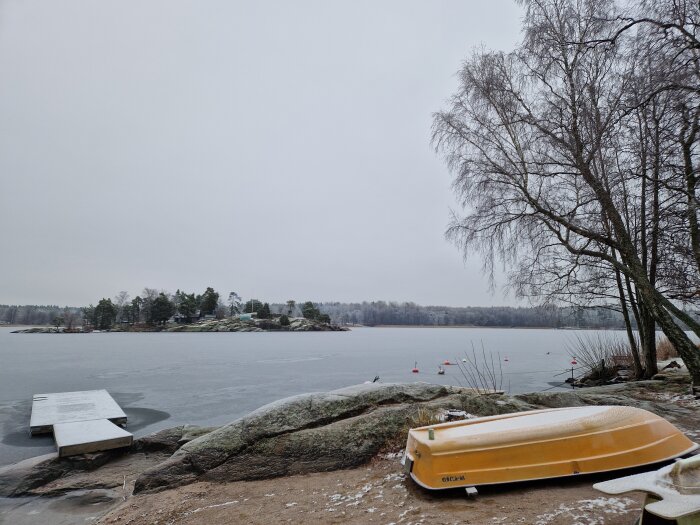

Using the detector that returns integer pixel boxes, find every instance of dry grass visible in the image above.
[381,407,442,452]
[566,333,633,380]
[409,407,443,428]
[656,337,680,360]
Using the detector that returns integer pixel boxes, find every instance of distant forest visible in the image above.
[4,301,697,330]
[0,305,82,326]
[284,302,631,329]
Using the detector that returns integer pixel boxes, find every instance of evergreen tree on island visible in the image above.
[199,287,219,316]
[93,298,117,330]
[175,290,198,322]
[258,302,271,319]
[151,293,175,325]
[244,299,264,315]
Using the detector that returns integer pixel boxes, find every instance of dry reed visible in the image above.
[453,342,504,394]
[656,337,680,360]
[566,333,633,380]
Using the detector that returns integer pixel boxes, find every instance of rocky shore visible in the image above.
[0,373,697,524]
[12,317,348,334]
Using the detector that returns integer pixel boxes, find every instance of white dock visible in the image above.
[53,419,133,457]
[30,389,133,457]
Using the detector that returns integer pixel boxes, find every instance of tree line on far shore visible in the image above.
[278,301,700,329]
[4,297,691,330]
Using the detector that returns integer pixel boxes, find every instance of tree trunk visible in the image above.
[681,113,700,275]
[578,160,700,385]
[637,301,658,378]
[647,300,700,388]
[614,264,643,378]
[624,275,644,355]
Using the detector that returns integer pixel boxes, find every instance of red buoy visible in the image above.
[412,361,419,373]
[443,360,452,365]
[412,368,419,373]
[571,359,578,365]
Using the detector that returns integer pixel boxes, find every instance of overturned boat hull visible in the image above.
[404,406,698,490]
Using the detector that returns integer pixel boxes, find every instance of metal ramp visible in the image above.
[30,389,133,457]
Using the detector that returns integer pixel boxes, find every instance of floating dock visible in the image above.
[30,389,133,457]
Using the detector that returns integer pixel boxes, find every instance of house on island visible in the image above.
[172,310,201,324]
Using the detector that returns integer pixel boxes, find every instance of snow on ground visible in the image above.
[534,497,640,525]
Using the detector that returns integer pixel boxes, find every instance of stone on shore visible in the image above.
[0,425,216,497]
[165,317,346,333]
[133,383,530,494]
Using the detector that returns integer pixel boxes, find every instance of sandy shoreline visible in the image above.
[100,456,645,525]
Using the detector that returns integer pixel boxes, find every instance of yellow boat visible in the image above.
[404,406,698,492]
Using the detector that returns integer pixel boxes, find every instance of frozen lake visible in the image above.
[0,326,625,466]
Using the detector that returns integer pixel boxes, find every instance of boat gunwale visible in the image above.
[407,442,700,491]
[411,406,628,433]
[420,417,682,457]
[411,406,571,432]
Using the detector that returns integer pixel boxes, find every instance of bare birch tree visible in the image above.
[433,0,700,387]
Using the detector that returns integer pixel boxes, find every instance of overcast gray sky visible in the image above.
[0,0,523,307]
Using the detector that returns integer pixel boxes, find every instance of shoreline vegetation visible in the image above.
[3,299,688,331]
[10,322,647,333]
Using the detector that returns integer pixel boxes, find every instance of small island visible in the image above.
[11,288,346,333]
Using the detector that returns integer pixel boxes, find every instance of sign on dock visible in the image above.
[30,389,132,457]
